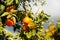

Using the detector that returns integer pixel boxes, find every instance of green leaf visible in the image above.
[25,32,32,38]
[0,5,5,14]
[0,5,5,11]
[12,14,17,17]
[31,29,36,36]
[0,18,2,27]
[0,27,2,30]
[0,18,3,32]
[41,1,46,6]
[4,0,13,6]
[11,17,16,24]
[1,12,9,17]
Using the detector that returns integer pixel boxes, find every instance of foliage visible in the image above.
[0,0,60,40]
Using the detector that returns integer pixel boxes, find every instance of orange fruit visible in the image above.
[45,29,51,35]
[57,21,60,24]
[49,25,55,31]
[5,19,14,26]
[46,32,51,36]
[45,29,50,33]
[23,17,32,25]
[29,25,35,29]
[6,7,10,12]
[6,6,15,12]
[28,22,35,29]
[9,6,15,10]
[22,25,26,31]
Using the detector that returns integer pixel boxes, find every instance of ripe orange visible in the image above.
[49,25,55,31]
[6,6,15,12]
[57,21,60,24]
[45,29,51,35]
[45,29,50,33]
[6,7,10,12]
[28,22,35,29]
[23,17,32,25]
[29,25,35,29]
[9,6,15,10]
[46,32,51,36]
[22,25,26,31]
[5,19,14,26]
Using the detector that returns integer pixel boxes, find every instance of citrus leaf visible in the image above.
[4,0,13,6]
[7,14,12,19]
[15,0,19,4]
[11,17,16,24]
[0,27,2,30]
[12,14,17,17]
[1,12,9,17]
[0,18,2,27]
[25,32,32,38]
[1,5,5,11]
[32,29,36,36]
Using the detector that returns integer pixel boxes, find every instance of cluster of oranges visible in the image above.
[22,16,35,31]
[45,25,55,36]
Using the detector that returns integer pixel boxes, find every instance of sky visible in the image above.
[6,0,60,32]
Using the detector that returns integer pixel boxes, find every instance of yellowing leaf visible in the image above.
[1,12,9,17]
[7,14,12,19]
[6,32,12,36]
[25,32,32,38]
[0,27,2,30]
[15,0,19,4]
[32,29,36,36]
[11,17,16,24]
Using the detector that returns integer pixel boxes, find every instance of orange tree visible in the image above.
[0,0,59,40]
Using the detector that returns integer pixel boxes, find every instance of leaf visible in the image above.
[15,0,19,4]
[7,14,12,19]
[41,1,46,6]
[11,17,16,24]
[12,14,17,17]
[25,32,32,38]
[0,5,5,11]
[1,12,9,17]
[0,18,2,27]
[4,0,13,6]
[0,27,2,30]
[32,29,36,36]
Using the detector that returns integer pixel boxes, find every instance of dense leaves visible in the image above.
[0,0,60,40]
